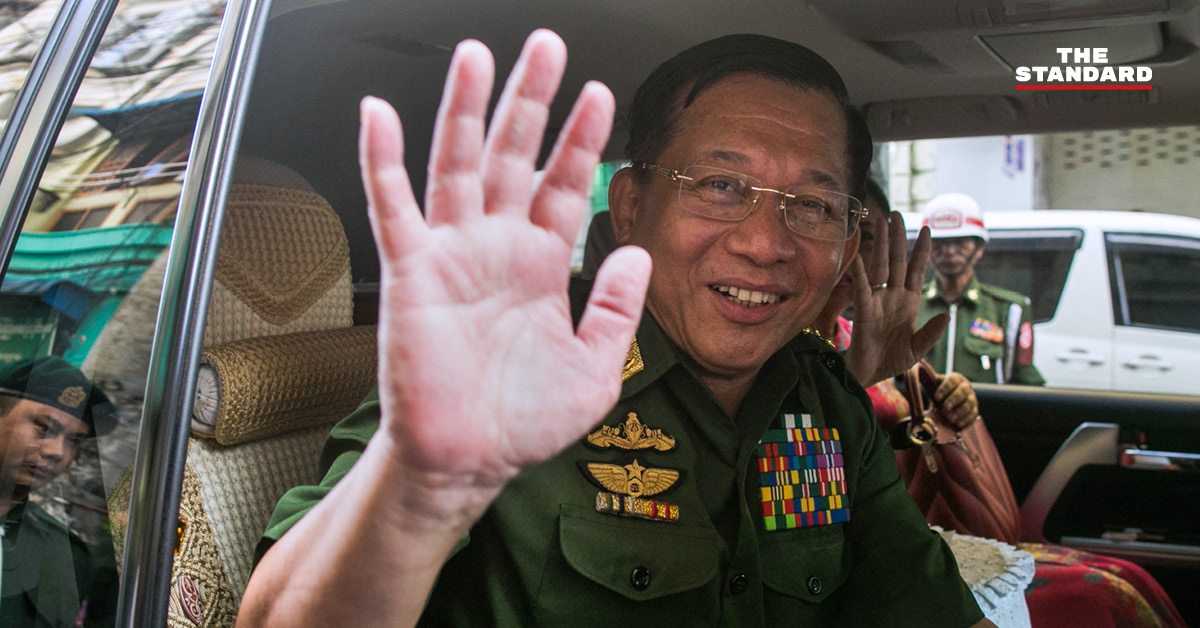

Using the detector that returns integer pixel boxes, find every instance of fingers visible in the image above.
[846,254,872,308]
[908,225,933,290]
[576,244,652,393]
[531,80,615,244]
[425,39,495,226]
[912,313,949,359]
[867,211,889,286]
[482,30,567,219]
[886,212,908,289]
[361,96,425,262]
[935,373,979,429]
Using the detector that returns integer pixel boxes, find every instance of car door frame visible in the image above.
[0,0,273,625]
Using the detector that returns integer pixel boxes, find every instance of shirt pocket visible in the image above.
[963,334,1003,364]
[759,523,848,605]
[533,504,722,626]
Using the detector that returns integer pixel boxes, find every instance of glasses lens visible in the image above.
[781,187,862,241]
[678,165,756,221]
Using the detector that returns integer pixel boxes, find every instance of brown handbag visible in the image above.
[893,360,1022,544]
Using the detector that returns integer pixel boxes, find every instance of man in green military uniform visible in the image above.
[242,32,993,628]
[0,356,117,627]
[917,193,1045,385]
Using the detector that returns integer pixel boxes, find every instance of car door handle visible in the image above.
[1120,355,1173,371]
[1055,349,1105,366]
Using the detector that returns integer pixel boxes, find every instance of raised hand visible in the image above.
[843,211,948,386]
[361,31,651,528]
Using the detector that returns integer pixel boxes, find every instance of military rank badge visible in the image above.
[583,459,682,523]
[756,413,849,531]
[969,318,1004,343]
[582,412,681,522]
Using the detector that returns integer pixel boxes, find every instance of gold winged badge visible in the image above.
[586,459,678,498]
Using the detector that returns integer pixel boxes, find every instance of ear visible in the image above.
[608,167,639,244]
[971,241,987,263]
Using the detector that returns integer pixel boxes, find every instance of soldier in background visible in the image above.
[917,193,1045,385]
[0,356,116,627]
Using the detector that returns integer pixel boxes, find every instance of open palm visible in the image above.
[844,212,948,385]
[359,32,650,511]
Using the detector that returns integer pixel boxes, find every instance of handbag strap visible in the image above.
[899,361,940,449]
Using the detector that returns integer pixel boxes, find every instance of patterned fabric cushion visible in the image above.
[191,326,376,445]
[187,427,330,605]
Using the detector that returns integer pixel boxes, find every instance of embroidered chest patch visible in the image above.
[756,413,849,531]
[969,318,1004,343]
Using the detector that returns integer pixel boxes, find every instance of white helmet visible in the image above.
[921,193,988,242]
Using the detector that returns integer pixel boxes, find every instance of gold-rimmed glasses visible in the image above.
[637,162,866,241]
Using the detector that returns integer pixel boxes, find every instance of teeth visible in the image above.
[713,285,781,308]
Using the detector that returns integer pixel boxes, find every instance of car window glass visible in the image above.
[1107,233,1200,333]
[974,230,1082,323]
[0,0,222,623]
[0,0,65,130]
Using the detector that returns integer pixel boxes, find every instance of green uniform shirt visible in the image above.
[260,281,983,627]
[918,275,1045,386]
[1,501,110,628]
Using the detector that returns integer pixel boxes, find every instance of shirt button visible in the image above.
[630,566,651,591]
[729,573,749,595]
[823,354,838,369]
[806,575,822,595]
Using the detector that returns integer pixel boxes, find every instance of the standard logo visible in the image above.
[1014,48,1152,90]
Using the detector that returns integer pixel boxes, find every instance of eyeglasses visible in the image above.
[637,162,866,241]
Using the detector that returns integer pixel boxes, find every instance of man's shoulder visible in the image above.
[976,281,1030,305]
[20,501,72,534]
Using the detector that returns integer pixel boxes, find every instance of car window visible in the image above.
[1107,233,1200,333]
[0,0,222,623]
[883,128,1200,397]
[974,229,1082,323]
[0,1,65,127]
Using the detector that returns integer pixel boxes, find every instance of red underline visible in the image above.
[1015,84,1153,90]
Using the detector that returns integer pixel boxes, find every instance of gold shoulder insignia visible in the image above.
[586,412,675,451]
[622,337,643,382]
[585,459,679,498]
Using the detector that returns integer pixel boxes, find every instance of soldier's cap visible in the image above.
[0,356,114,436]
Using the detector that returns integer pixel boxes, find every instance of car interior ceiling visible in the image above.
[240,0,1200,286]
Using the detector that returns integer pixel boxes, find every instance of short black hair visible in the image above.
[624,34,872,199]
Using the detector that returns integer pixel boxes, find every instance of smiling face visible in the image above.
[0,397,88,494]
[611,74,859,387]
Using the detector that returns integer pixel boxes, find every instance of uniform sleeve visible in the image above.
[255,389,382,564]
[1012,303,1045,386]
[830,375,985,627]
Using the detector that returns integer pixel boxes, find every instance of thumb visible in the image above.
[576,245,652,387]
[912,313,949,359]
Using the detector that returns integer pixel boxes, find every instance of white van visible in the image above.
[905,210,1200,395]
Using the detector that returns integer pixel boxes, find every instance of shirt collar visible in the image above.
[923,275,983,304]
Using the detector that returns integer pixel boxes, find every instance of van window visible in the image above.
[1107,233,1200,333]
[974,229,1083,323]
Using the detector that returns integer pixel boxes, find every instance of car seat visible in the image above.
[107,156,377,628]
